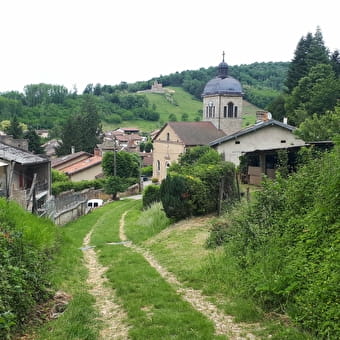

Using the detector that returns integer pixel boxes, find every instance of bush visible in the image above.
[207,143,340,338]
[141,165,152,177]
[0,199,57,339]
[142,185,160,208]
[52,179,105,195]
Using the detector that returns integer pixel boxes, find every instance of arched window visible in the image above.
[228,102,234,118]
[157,160,160,171]
[212,106,215,117]
[166,132,170,142]
[234,106,238,117]
[206,106,209,117]
[223,106,227,118]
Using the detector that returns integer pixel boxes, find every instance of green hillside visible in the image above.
[102,87,259,132]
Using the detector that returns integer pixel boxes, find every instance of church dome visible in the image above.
[202,53,243,96]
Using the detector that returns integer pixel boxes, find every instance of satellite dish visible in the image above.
[267,112,272,120]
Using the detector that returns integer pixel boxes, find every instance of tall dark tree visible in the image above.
[56,95,102,155]
[285,28,329,93]
[330,50,340,77]
[5,115,23,138]
[24,127,44,154]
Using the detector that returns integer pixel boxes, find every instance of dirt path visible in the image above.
[119,212,257,340]
[82,229,129,340]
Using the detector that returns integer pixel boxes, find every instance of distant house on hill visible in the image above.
[0,137,51,213]
[152,121,225,181]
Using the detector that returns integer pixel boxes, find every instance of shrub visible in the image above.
[52,179,105,195]
[141,165,152,177]
[207,143,340,338]
[142,185,160,208]
[0,199,57,339]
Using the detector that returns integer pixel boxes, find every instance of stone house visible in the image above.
[152,121,225,181]
[0,139,51,213]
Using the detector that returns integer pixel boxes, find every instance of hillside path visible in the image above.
[119,212,257,340]
[83,229,129,340]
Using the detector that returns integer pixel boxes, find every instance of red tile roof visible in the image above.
[61,155,102,175]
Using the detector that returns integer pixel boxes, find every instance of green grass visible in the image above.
[33,207,107,340]
[242,99,259,127]
[102,86,203,132]
[124,201,171,243]
[90,200,224,340]
[141,214,314,339]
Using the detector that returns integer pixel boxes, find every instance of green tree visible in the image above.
[103,176,129,199]
[295,106,340,141]
[24,127,44,154]
[5,115,23,138]
[56,95,102,155]
[285,64,340,125]
[102,151,140,179]
[266,94,286,121]
[285,28,330,94]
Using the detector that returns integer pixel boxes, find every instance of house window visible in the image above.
[223,106,227,118]
[228,102,234,118]
[234,106,238,117]
[166,132,170,142]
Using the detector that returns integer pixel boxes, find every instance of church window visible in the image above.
[157,160,160,171]
[228,102,234,118]
[213,106,215,117]
[234,106,238,117]
[206,106,209,117]
[223,106,227,118]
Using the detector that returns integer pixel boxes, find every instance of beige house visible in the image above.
[60,155,102,182]
[152,121,225,181]
[209,119,306,166]
[51,151,92,171]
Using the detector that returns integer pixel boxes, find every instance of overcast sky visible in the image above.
[1,0,338,93]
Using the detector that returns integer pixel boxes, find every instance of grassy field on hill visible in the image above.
[102,86,259,133]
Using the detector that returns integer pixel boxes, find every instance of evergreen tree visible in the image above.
[5,115,23,138]
[56,95,102,156]
[330,50,340,77]
[24,127,44,154]
[285,28,330,94]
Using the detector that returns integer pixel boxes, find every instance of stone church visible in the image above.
[202,52,243,135]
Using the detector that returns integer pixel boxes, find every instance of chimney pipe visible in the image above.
[71,146,75,154]
[283,117,288,125]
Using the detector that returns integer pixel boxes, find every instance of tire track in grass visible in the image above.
[82,212,130,340]
[119,211,257,340]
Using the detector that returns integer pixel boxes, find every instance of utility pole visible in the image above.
[114,135,117,176]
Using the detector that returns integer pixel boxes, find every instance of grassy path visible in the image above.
[119,210,256,340]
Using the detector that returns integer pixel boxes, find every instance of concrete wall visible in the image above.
[54,200,87,225]
[152,125,185,181]
[215,125,305,166]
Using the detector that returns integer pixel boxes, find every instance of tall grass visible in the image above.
[124,202,170,243]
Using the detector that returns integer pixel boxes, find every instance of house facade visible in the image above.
[152,121,225,181]
[209,120,306,166]
[0,140,51,213]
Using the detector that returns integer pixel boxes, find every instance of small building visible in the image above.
[0,140,51,213]
[209,119,306,166]
[60,155,103,182]
[51,151,92,171]
[152,121,225,181]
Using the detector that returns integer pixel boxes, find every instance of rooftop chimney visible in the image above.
[71,146,75,154]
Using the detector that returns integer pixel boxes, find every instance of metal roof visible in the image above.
[209,120,296,146]
[0,142,49,165]
[202,76,243,96]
